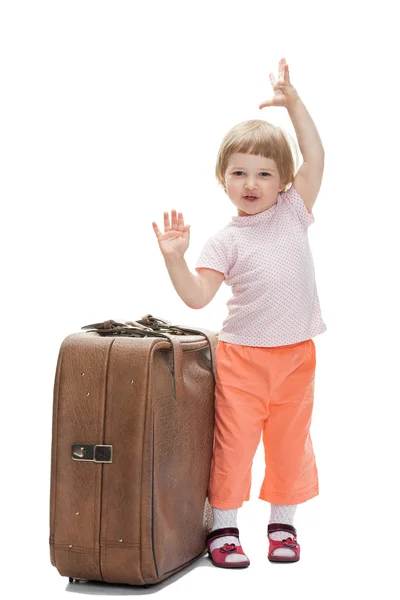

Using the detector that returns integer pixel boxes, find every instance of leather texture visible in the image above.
[49,315,217,585]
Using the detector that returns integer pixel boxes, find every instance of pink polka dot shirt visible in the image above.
[195,184,327,347]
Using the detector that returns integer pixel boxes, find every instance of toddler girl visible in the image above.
[152,57,326,566]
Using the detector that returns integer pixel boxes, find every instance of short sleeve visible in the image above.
[280,184,315,229]
[195,236,229,278]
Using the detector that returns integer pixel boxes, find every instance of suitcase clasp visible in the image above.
[72,444,113,463]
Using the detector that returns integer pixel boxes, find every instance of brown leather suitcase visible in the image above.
[49,315,218,587]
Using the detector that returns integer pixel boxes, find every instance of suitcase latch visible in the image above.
[72,444,113,463]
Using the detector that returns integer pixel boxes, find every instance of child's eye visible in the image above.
[233,171,270,176]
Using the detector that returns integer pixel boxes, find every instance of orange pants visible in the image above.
[208,338,319,509]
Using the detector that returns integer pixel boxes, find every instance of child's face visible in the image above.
[223,153,285,217]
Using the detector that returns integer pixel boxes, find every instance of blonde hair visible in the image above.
[215,119,299,193]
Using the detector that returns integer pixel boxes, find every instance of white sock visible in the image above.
[269,504,297,558]
[210,507,248,564]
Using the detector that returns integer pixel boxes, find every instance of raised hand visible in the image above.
[152,209,191,260]
[259,57,300,110]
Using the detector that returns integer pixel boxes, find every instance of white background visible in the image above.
[1,0,399,597]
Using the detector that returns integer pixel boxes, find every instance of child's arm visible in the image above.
[259,57,324,213]
[287,98,324,213]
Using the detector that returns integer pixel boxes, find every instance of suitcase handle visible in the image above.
[81,315,217,403]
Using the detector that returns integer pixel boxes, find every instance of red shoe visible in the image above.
[268,523,300,563]
[206,527,250,568]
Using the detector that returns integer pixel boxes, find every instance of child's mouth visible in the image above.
[243,196,259,202]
